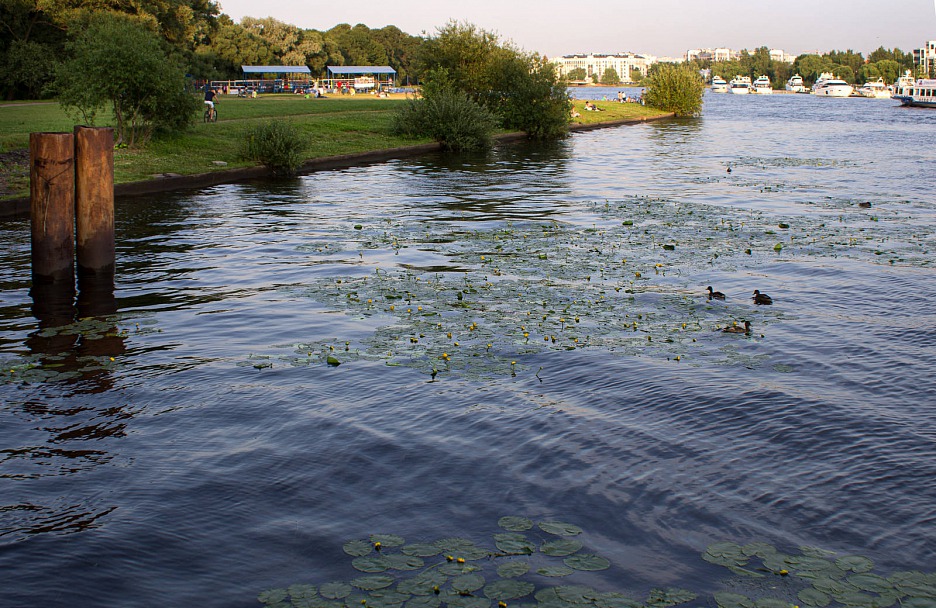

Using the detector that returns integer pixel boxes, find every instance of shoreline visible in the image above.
[0,113,673,219]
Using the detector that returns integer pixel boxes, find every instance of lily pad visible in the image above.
[345,540,374,557]
[451,574,485,593]
[537,565,575,577]
[259,589,289,605]
[496,561,530,578]
[406,597,442,608]
[320,582,353,599]
[833,591,876,607]
[594,592,644,608]
[754,600,792,608]
[647,588,696,607]
[541,539,583,557]
[494,533,535,555]
[899,599,936,608]
[371,534,406,548]
[352,575,396,591]
[554,585,600,604]
[742,543,777,558]
[402,543,442,557]
[714,592,755,608]
[538,522,583,537]
[483,580,535,600]
[367,591,412,608]
[435,538,478,553]
[797,588,831,607]
[447,596,491,608]
[397,572,448,596]
[353,556,392,572]
[385,555,425,571]
[498,516,534,531]
[837,556,875,574]
[848,574,893,594]
[563,554,611,572]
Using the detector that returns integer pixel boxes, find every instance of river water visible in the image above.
[1,90,934,608]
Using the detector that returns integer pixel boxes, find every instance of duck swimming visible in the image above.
[706,286,726,300]
[752,290,773,305]
[722,321,751,334]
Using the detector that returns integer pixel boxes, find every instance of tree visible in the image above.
[0,39,59,99]
[600,67,620,84]
[643,63,703,117]
[415,21,569,141]
[566,67,586,81]
[55,13,198,146]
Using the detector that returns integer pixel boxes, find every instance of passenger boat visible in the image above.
[893,70,917,99]
[751,75,773,94]
[785,74,807,93]
[893,77,936,108]
[729,75,751,95]
[857,78,891,99]
[812,72,853,97]
[711,76,729,93]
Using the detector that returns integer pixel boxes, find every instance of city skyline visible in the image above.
[215,0,936,58]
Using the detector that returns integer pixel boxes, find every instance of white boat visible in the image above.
[729,75,751,95]
[893,77,936,108]
[711,76,729,93]
[893,70,917,99]
[751,75,773,94]
[812,72,854,97]
[785,74,807,93]
[857,78,891,99]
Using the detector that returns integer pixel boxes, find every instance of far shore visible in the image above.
[0,96,672,218]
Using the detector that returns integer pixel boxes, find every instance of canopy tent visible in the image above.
[241,65,312,75]
[326,66,396,76]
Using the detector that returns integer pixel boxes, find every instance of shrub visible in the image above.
[239,119,308,176]
[392,79,496,152]
[643,63,704,117]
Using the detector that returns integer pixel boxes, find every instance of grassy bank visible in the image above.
[0,94,668,203]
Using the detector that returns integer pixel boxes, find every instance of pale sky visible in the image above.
[216,0,935,58]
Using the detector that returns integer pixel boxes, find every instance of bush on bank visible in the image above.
[239,119,308,176]
[643,63,704,117]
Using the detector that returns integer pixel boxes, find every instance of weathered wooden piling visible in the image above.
[30,132,75,283]
[74,126,115,275]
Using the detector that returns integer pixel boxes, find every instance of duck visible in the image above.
[721,320,751,334]
[752,290,773,305]
[706,286,726,300]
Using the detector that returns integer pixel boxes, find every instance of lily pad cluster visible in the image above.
[258,518,695,608]
[703,541,936,608]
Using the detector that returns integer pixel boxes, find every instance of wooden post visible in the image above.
[75,126,115,275]
[30,132,75,283]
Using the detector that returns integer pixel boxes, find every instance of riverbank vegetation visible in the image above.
[392,22,571,149]
[0,95,670,202]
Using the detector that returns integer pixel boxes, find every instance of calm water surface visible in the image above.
[1,91,935,607]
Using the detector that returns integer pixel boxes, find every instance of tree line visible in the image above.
[688,46,919,87]
[0,0,424,100]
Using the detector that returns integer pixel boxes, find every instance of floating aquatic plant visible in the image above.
[257,523,936,608]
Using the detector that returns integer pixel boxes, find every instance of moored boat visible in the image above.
[893,77,936,108]
[857,78,891,99]
[751,75,773,94]
[729,75,751,95]
[812,72,853,97]
[786,74,807,93]
[711,76,729,93]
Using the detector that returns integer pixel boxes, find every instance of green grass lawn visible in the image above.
[0,93,668,203]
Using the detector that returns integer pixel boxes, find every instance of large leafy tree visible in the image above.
[55,13,198,146]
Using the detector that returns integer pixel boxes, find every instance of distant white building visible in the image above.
[686,47,795,64]
[914,40,936,74]
[551,53,654,83]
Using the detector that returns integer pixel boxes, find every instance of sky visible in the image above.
[215,0,936,58]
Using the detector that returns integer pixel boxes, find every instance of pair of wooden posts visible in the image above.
[30,126,115,283]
